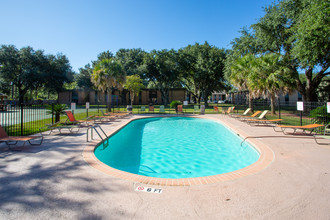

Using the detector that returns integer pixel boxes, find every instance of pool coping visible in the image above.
[82,115,275,186]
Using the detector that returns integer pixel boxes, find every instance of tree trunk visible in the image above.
[55,113,60,123]
[203,92,209,107]
[248,93,254,112]
[270,93,276,115]
[121,89,128,105]
[107,90,112,112]
[130,91,134,106]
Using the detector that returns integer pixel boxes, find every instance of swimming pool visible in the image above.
[94,117,260,179]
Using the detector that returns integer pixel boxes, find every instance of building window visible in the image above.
[285,93,289,104]
[298,92,302,101]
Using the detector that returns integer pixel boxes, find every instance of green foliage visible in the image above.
[292,0,330,67]
[230,0,330,101]
[75,64,94,89]
[0,45,73,103]
[309,106,330,124]
[116,48,146,78]
[170,100,182,109]
[177,42,228,105]
[124,75,145,105]
[91,58,126,111]
[91,58,126,92]
[46,104,67,115]
[46,104,67,122]
[142,49,180,105]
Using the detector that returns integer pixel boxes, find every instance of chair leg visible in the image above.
[27,136,43,146]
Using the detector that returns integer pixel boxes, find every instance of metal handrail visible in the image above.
[86,125,108,146]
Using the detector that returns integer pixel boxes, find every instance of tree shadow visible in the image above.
[0,135,134,219]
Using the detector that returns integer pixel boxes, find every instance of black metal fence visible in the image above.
[232,100,330,126]
[0,104,53,136]
[0,100,329,136]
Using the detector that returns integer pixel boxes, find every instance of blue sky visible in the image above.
[0,0,274,72]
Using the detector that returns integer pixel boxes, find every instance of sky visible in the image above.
[0,0,274,72]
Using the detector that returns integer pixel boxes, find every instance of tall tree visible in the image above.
[42,53,74,100]
[0,45,73,104]
[124,75,144,106]
[228,54,256,110]
[179,42,227,106]
[75,64,94,90]
[91,58,126,111]
[115,48,146,104]
[250,53,296,114]
[142,49,180,105]
[231,0,330,101]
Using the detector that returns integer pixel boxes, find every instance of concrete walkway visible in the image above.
[0,115,329,220]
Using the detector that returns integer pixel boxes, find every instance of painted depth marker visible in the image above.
[135,186,163,194]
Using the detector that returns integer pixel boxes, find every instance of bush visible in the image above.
[170,100,182,110]
[309,106,330,124]
[46,104,67,122]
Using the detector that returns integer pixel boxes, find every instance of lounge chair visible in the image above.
[193,105,200,114]
[231,108,251,118]
[274,123,324,135]
[159,105,165,113]
[224,106,235,115]
[246,118,283,126]
[39,121,80,135]
[245,110,269,123]
[65,111,94,127]
[149,106,154,113]
[0,125,43,147]
[177,105,183,114]
[101,110,127,119]
[314,124,330,145]
[140,106,146,113]
[214,106,219,113]
[239,110,261,120]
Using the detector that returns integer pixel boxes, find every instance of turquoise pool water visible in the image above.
[94,117,259,179]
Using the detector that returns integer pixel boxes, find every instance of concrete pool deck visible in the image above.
[1,114,330,219]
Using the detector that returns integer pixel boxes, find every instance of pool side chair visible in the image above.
[193,105,200,114]
[314,124,330,145]
[273,123,324,135]
[149,106,154,113]
[177,105,184,114]
[224,106,235,115]
[65,110,93,127]
[231,108,251,118]
[223,107,231,115]
[140,106,146,113]
[102,110,128,119]
[159,105,165,113]
[245,110,269,123]
[39,121,80,135]
[91,115,116,123]
[101,110,111,116]
[214,106,219,113]
[246,118,283,126]
[239,110,262,120]
[0,125,43,148]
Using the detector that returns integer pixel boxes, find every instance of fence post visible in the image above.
[52,103,54,124]
[278,97,281,119]
[20,104,24,136]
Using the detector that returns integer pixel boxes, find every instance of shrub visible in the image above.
[170,100,182,111]
[46,104,67,122]
[309,106,330,124]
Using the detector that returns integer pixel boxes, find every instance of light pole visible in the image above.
[10,82,14,100]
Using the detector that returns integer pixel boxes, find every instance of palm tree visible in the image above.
[249,53,296,114]
[230,54,256,110]
[91,58,126,111]
[124,74,144,106]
